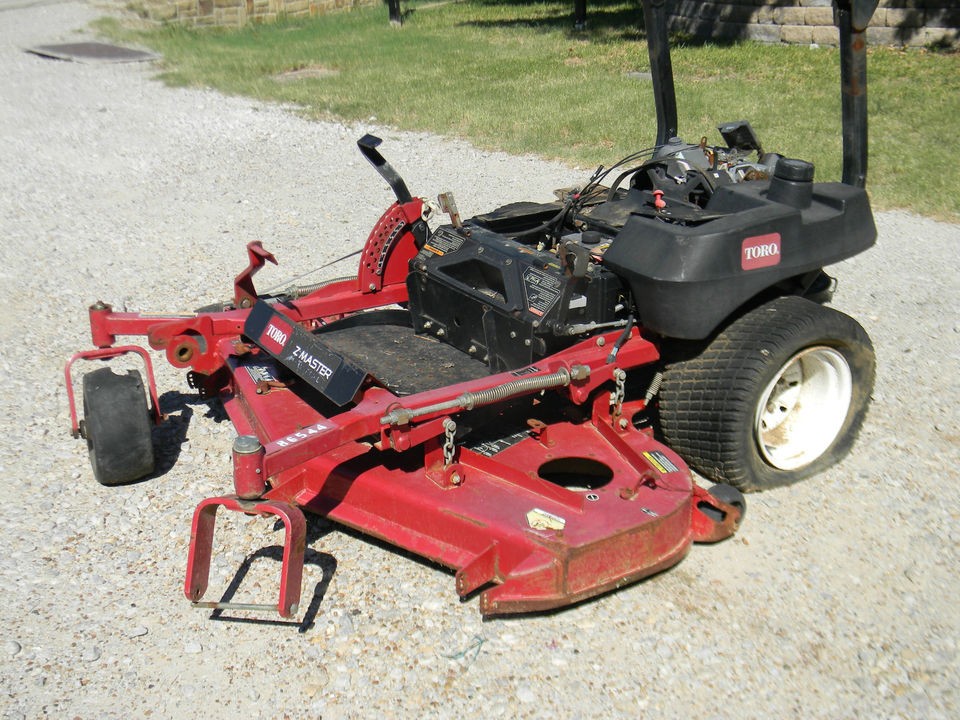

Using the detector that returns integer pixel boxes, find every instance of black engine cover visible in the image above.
[406,225,625,372]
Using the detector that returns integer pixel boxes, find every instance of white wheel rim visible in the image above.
[754,346,853,471]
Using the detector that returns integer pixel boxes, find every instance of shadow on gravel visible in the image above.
[148,391,229,480]
[206,516,339,633]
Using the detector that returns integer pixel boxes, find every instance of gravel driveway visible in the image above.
[1,2,958,718]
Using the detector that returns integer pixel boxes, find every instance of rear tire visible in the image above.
[659,296,874,492]
[82,367,155,486]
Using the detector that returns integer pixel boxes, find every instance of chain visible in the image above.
[610,368,626,422]
[442,418,457,467]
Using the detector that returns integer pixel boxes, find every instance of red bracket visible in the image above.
[184,496,306,618]
[233,241,278,310]
[64,345,162,438]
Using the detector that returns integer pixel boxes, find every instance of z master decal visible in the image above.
[244,301,367,406]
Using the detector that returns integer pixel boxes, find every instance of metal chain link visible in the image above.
[442,418,457,467]
[610,368,626,421]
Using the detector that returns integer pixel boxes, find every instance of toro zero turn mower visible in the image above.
[65,0,879,618]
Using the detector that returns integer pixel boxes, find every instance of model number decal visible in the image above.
[275,422,328,448]
[741,233,781,270]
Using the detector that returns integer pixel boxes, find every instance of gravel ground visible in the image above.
[2,2,959,718]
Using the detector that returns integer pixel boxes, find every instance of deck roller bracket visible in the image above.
[184,496,306,618]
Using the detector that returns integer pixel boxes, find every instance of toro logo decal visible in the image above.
[741,233,782,271]
[261,317,292,354]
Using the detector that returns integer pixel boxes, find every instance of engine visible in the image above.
[406,219,628,372]
[405,120,875,359]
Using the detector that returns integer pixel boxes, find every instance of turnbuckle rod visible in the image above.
[380,364,591,426]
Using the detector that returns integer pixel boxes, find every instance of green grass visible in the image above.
[98,2,960,219]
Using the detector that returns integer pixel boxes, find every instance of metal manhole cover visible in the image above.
[26,42,159,64]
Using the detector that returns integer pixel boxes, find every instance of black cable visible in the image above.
[606,312,635,364]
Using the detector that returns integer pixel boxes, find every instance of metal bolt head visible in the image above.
[233,434,263,454]
[619,418,629,429]
[596,337,606,347]
[450,473,462,485]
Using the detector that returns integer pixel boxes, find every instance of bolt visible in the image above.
[509,331,517,339]
[437,328,446,337]
[369,283,377,291]
[596,337,606,347]
[619,418,629,429]
[450,473,462,485]
[423,321,433,329]
[468,345,477,354]
[524,339,531,347]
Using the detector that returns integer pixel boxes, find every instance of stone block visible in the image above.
[720,4,760,24]
[697,2,722,20]
[879,1,923,9]
[147,4,179,21]
[780,25,814,44]
[811,25,839,45]
[884,8,924,27]
[912,26,959,47]
[804,7,835,26]
[755,6,776,24]
[799,0,832,7]
[745,23,782,43]
[709,21,752,41]
[214,7,245,23]
[926,8,960,29]
[865,26,903,45]
[773,7,806,26]
[673,1,699,20]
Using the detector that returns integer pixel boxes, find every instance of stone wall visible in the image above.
[669,1,959,48]
[138,0,376,26]
[135,0,959,47]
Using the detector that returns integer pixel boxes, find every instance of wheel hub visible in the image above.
[754,346,853,471]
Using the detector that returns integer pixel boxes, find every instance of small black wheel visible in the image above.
[82,367,155,486]
[699,483,746,524]
[659,296,875,492]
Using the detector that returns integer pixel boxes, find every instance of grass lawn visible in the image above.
[100,1,960,220]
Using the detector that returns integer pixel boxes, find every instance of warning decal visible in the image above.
[522,267,562,317]
[642,450,679,474]
[424,228,466,257]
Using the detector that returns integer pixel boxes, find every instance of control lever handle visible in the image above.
[357,134,413,204]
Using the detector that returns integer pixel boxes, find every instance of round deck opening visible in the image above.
[538,457,614,491]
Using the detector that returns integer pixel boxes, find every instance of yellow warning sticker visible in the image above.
[642,450,679,474]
